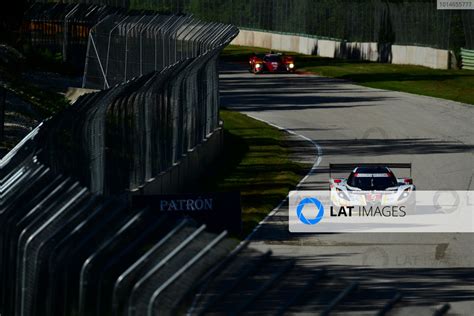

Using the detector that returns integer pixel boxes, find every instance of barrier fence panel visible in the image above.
[32,12,238,195]
[1,150,237,316]
[2,7,239,316]
[23,2,126,67]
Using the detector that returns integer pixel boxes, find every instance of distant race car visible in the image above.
[248,52,295,74]
[329,163,416,207]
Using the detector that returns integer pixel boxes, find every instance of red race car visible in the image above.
[248,52,295,74]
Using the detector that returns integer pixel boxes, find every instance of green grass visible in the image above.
[3,80,69,116]
[221,45,474,105]
[22,47,80,76]
[200,110,309,236]
[0,48,70,117]
[0,47,70,153]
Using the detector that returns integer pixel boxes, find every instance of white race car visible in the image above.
[329,163,415,206]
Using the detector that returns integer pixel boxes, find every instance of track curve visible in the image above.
[219,62,474,314]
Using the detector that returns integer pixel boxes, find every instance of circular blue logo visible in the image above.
[297,197,324,225]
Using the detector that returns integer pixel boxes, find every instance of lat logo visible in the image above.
[296,197,324,225]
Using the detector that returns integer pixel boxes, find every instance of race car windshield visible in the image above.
[347,176,398,190]
[347,168,399,190]
[264,56,280,62]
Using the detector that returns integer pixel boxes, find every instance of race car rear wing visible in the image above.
[329,163,412,179]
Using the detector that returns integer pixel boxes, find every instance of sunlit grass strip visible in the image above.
[200,110,310,236]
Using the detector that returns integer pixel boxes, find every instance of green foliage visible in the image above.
[128,0,470,50]
[22,46,78,76]
[198,110,309,236]
[4,79,69,116]
[0,46,70,117]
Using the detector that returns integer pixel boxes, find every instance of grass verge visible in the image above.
[221,45,474,105]
[201,109,310,237]
[3,80,69,116]
[0,46,70,154]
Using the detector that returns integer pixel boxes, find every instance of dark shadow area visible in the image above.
[22,71,82,95]
[0,122,31,154]
[218,66,392,112]
[191,245,474,315]
[195,129,249,192]
[220,88,386,112]
[221,90,385,109]
[377,1,395,63]
[336,43,364,61]
[0,90,41,158]
[378,43,393,63]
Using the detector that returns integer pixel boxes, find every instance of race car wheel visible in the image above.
[253,67,262,74]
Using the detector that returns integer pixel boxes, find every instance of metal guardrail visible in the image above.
[147,230,229,316]
[0,150,235,316]
[22,3,125,66]
[127,225,207,316]
[461,48,474,70]
[29,11,238,195]
[82,13,237,88]
[111,219,190,315]
[1,7,239,316]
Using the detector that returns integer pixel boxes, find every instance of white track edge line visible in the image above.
[188,113,323,315]
[241,113,323,242]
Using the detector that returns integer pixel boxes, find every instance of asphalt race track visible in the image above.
[220,63,474,314]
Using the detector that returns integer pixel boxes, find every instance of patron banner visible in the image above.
[132,192,242,234]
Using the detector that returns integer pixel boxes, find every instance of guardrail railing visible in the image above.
[23,2,125,67]
[0,150,236,316]
[461,48,474,70]
[28,11,238,195]
[1,6,239,316]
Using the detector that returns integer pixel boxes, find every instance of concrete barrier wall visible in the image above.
[133,126,223,195]
[391,45,450,69]
[231,29,450,69]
